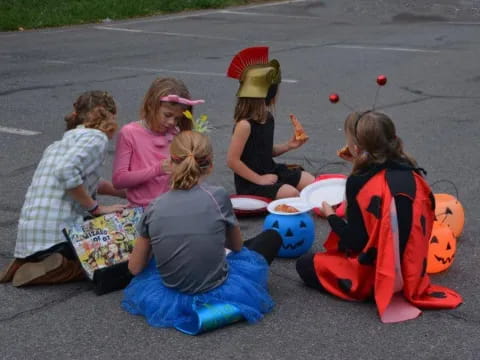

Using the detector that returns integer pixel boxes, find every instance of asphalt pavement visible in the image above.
[1,0,479,359]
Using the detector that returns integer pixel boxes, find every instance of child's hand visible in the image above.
[321,201,335,217]
[161,158,172,174]
[287,133,308,150]
[95,204,127,216]
[257,174,278,185]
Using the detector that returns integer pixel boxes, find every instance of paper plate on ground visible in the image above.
[267,197,312,215]
[300,178,347,208]
[230,195,272,216]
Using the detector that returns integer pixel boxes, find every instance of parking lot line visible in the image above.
[0,126,41,136]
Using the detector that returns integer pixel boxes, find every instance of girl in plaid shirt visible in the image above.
[0,91,126,287]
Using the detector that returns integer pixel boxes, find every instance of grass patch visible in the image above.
[0,0,266,31]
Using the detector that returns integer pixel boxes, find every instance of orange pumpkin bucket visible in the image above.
[427,221,457,274]
[434,193,465,237]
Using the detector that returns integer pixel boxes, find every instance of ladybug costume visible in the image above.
[296,161,462,321]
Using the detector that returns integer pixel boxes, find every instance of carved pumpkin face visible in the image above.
[434,193,465,237]
[427,221,457,274]
[263,213,315,258]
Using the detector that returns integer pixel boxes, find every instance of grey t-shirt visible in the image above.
[137,183,238,294]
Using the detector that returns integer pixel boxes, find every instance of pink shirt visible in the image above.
[112,122,177,207]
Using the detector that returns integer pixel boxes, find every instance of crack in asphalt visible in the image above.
[0,163,38,178]
[400,86,480,99]
[0,286,90,323]
[0,74,140,97]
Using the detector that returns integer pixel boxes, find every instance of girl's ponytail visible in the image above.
[170,131,212,190]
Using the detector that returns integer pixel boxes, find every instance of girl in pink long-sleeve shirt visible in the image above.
[113,78,205,207]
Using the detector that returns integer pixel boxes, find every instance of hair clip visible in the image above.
[160,94,205,106]
[183,110,211,134]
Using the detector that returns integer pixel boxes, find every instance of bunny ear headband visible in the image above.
[159,94,211,134]
[159,94,205,106]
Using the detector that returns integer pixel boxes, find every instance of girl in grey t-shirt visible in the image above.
[122,130,282,330]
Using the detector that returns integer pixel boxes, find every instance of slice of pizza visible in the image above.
[336,145,352,158]
[275,204,300,213]
[289,114,309,141]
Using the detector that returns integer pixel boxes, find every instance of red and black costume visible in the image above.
[296,161,462,320]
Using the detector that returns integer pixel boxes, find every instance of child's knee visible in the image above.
[297,171,315,190]
[276,185,299,199]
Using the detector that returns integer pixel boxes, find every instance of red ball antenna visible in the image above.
[328,92,354,111]
[329,93,339,103]
[376,75,387,86]
[373,74,387,109]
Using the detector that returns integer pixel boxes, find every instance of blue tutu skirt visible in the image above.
[121,248,274,328]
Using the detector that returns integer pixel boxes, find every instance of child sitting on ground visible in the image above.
[0,91,126,287]
[296,110,462,322]
[226,47,314,200]
[122,130,282,328]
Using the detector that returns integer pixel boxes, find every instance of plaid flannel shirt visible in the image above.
[15,127,108,258]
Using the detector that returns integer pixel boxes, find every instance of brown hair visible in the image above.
[170,131,213,190]
[140,77,193,131]
[234,98,267,124]
[345,111,417,174]
[233,85,278,124]
[83,106,118,135]
[65,91,116,130]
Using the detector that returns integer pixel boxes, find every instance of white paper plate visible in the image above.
[300,178,346,208]
[267,197,312,215]
[230,197,269,211]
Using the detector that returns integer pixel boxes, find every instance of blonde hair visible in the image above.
[345,111,417,174]
[83,106,117,135]
[170,131,213,190]
[65,91,117,130]
[141,77,193,131]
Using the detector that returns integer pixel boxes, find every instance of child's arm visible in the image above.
[112,130,169,189]
[227,120,277,185]
[97,179,126,198]
[128,236,152,275]
[66,184,126,215]
[321,200,368,253]
[225,225,243,252]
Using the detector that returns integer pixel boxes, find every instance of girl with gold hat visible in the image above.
[226,47,314,200]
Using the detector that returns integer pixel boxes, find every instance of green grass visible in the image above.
[0,0,265,31]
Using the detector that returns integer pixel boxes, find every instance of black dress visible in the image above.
[234,113,301,199]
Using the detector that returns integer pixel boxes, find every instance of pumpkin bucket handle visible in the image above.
[430,179,460,200]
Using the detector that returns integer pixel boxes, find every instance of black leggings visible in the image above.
[243,229,282,265]
[295,252,325,291]
[25,242,77,261]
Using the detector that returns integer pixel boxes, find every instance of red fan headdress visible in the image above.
[226,46,281,98]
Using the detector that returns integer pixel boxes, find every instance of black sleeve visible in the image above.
[326,175,369,253]
[395,195,413,257]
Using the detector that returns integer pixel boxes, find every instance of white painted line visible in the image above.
[219,9,320,20]
[0,126,41,136]
[44,60,70,64]
[112,65,298,83]
[327,44,440,53]
[446,21,480,25]
[113,0,310,25]
[94,26,142,33]
[94,25,317,46]
[233,0,310,10]
[36,59,299,82]
[94,26,240,41]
